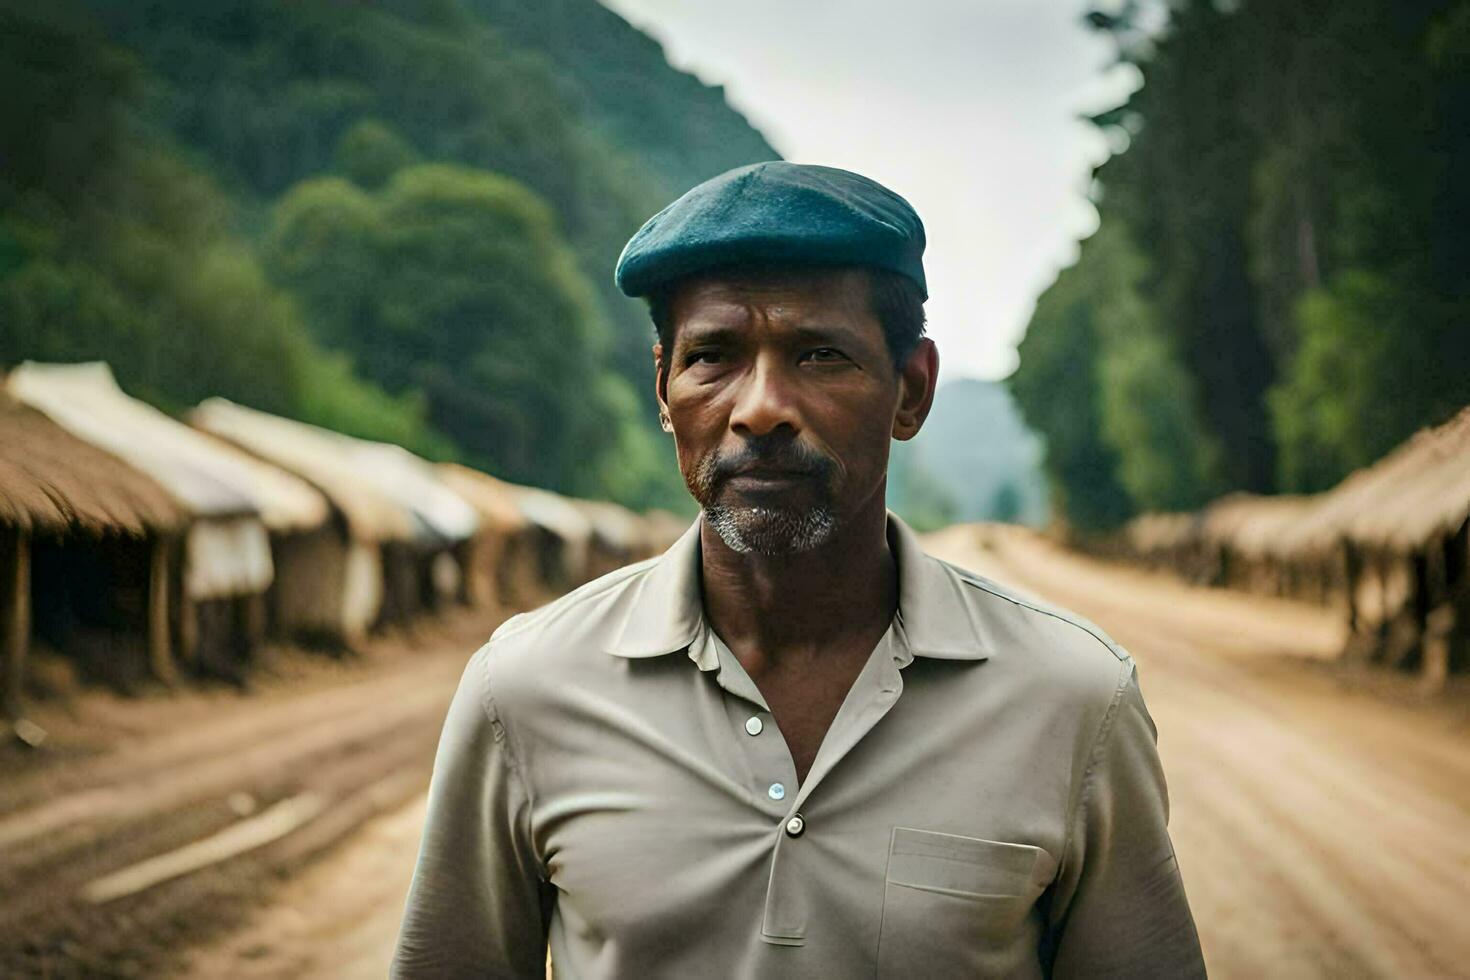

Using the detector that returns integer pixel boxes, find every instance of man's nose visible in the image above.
[728,356,800,438]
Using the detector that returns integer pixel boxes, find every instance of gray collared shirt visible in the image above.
[392,515,1205,978]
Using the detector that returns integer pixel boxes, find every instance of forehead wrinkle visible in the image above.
[672,278,878,350]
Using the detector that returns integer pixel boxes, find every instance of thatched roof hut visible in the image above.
[1199,492,1320,561]
[0,396,190,717]
[339,440,479,547]
[196,396,478,548]
[0,396,186,537]
[192,398,417,544]
[1123,511,1198,557]
[572,499,653,580]
[643,510,695,554]
[7,363,340,679]
[437,464,529,539]
[7,364,335,607]
[1340,407,1470,552]
[1277,406,1470,556]
[502,483,594,592]
[192,398,478,634]
[9,364,327,533]
[437,464,536,610]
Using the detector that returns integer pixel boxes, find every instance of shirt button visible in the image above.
[785,814,806,838]
[767,782,786,801]
[745,716,764,736]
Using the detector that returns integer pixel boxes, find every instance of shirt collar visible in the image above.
[606,512,990,663]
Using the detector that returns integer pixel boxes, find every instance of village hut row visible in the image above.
[1118,406,1470,687]
[0,362,690,729]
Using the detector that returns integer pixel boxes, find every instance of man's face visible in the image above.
[655,267,929,556]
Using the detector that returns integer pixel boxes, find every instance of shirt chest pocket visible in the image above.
[876,827,1052,978]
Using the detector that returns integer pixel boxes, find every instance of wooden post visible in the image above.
[1342,540,1361,636]
[1420,538,1451,692]
[147,534,177,687]
[243,591,266,660]
[1422,605,1454,694]
[2,527,30,721]
[178,597,198,675]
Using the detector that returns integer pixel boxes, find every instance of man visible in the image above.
[393,162,1205,978]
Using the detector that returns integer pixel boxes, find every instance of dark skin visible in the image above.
[654,267,940,784]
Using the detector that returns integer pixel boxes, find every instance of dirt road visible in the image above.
[926,526,1470,979]
[0,608,504,978]
[9,530,1470,977]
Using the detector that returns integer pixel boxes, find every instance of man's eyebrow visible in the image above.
[676,324,744,348]
[787,324,863,345]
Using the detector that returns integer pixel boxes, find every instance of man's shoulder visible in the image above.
[472,556,660,688]
[928,552,1133,699]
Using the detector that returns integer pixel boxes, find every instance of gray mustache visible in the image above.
[708,437,834,484]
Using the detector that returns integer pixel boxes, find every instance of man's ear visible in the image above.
[653,343,673,432]
[892,338,939,441]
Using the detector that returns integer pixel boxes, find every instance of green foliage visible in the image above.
[0,2,138,205]
[0,5,443,456]
[336,119,422,190]
[462,0,779,198]
[1012,224,1220,528]
[1270,272,1468,492]
[0,0,780,509]
[80,0,753,383]
[1015,0,1470,527]
[1087,227,1223,512]
[1011,257,1133,532]
[268,163,667,499]
[3,0,777,510]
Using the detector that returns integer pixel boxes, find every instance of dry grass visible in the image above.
[0,395,187,536]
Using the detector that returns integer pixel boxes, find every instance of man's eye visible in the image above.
[684,350,722,366]
[803,347,848,363]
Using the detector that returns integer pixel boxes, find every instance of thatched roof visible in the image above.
[332,439,479,545]
[436,464,529,536]
[1198,492,1320,560]
[192,398,476,545]
[8,363,329,531]
[505,483,594,546]
[641,509,694,555]
[193,398,419,543]
[573,499,649,557]
[1123,511,1199,554]
[0,395,187,536]
[1271,406,1470,555]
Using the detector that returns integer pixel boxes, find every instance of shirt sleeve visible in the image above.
[391,644,552,979]
[1045,661,1207,978]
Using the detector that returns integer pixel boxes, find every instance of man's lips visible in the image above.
[722,467,819,486]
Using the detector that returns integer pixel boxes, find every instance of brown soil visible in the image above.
[10,529,1470,978]
[925,525,1470,979]
[0,606,507,978]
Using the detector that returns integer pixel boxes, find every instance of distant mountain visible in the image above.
[893,378,1049,528]
[463,0,781,199]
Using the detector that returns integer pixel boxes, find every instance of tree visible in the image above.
[269,163,673,500]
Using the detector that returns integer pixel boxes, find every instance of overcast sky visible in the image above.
[601,0,1140,382]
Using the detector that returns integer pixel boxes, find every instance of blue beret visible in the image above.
[615,162,927,299]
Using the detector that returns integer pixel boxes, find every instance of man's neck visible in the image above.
[698,492,898,670]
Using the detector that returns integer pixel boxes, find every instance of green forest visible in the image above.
[1012,0,1470,531]
[0,0,777,511]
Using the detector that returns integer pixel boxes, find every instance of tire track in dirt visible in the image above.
[0,612,500,977]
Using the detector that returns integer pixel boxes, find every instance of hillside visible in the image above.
[463,0,780,199]
[0,0,779,510]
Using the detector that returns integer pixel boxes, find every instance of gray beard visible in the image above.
[704,502,836,556]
